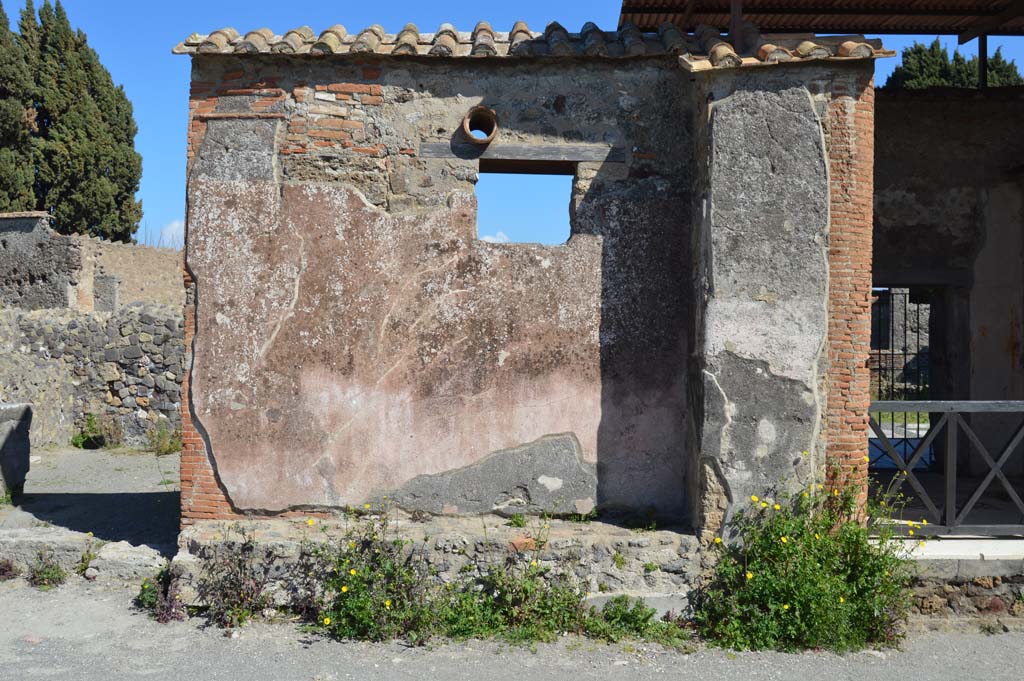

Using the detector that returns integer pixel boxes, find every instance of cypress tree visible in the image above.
[19,0,142,240]
[0,0,35,211]
[886,37,1023,89]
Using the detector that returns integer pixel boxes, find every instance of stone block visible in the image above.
[383,434,598,517]
[0,403,31,497]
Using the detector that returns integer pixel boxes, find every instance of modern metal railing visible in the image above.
[869,401,1024,536]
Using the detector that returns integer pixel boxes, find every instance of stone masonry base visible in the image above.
[171,513,704,613]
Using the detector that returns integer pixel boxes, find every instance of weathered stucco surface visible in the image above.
[187,59,693,516]
[691,74,832,532]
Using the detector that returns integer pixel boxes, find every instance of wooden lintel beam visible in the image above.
[959,0,1024,43]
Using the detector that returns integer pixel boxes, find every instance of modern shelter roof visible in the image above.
[619,1,1024,41]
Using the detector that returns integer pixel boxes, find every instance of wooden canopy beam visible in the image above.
[959,0,1024,43]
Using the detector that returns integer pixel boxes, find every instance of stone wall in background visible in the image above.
[72,235,185,309]
[0,213,82,310]
[0,212,186,449]
[0,303,185,447]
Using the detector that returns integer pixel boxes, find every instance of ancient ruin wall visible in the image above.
[875,87,1024,475]
[73,236,185,309]
[0,215,82,310]
[0,304,186,447]
[183,57,695,520]
[687,63,876,537]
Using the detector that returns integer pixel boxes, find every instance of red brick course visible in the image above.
[823,70,875,500]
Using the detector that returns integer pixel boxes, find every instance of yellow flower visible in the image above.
[341,585,349,593]
[323,617,331,625]
[833,489,839,497]
[714,537,723,544]
[814,533,820,540]
[818,484,824,490]
[783,604,790,611]
[751,495,759,503]
[349,568,357,576]
[348,541,356,550]
[908,529,915,536]
[745,571,753,580]
[531,560,538,567]
[760,502,768,508]
[87,531,94,537]
[839,596,845,603]
[863,456,870,463]
[921,519,928,526]
[780,536,788,544]
[880,501,887,507]
[773,504,781,511]
[801,450,809,457]
[802,492,808,498]
[919,541,926,548]
[385,599,392,609]
[307,519,316,527]
[363,503,371,510]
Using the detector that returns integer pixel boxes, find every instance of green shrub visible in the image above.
[71,414,104,449]
[293,512,692,648]
[693,485,913,652]
[75,534,98,576]
[196,526,274,628]
[304,514,436,643]
[135,564,187,623]
[27,549,67,589]
[505,513,528,528]
[146,421,182,456]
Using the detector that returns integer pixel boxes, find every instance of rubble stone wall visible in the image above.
[0,304,185,447]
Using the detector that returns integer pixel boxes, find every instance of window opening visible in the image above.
[475,168,573,245]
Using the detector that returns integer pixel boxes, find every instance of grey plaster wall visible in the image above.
[689,68,844,535]
[0,215,80,310]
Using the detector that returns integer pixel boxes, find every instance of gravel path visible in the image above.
[3,580,1023,681]
[0,447,179,552]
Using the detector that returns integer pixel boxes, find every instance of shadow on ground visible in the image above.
[15,491,180,555]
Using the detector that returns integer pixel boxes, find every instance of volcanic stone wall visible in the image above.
[0,304,186,447]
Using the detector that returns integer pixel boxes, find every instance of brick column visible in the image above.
[825,70,875,498]
[179,81,237,527]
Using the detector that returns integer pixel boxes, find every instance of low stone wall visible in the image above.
[913,575,1024,619]
[172,514,704,612]
[0,303,185,447]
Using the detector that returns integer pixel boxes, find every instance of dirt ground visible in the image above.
[0,446,179,554]
[1,579,1023,681]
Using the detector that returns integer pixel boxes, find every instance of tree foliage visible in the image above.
[0,0,35,212]
[885,38,1023,90]
[0,0,141,240]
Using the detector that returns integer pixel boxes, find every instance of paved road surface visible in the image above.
[2,580,1023,681]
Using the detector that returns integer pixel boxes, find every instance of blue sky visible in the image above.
[4,1,1023,246]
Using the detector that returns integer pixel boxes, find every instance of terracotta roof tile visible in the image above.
[172,21,893,69]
